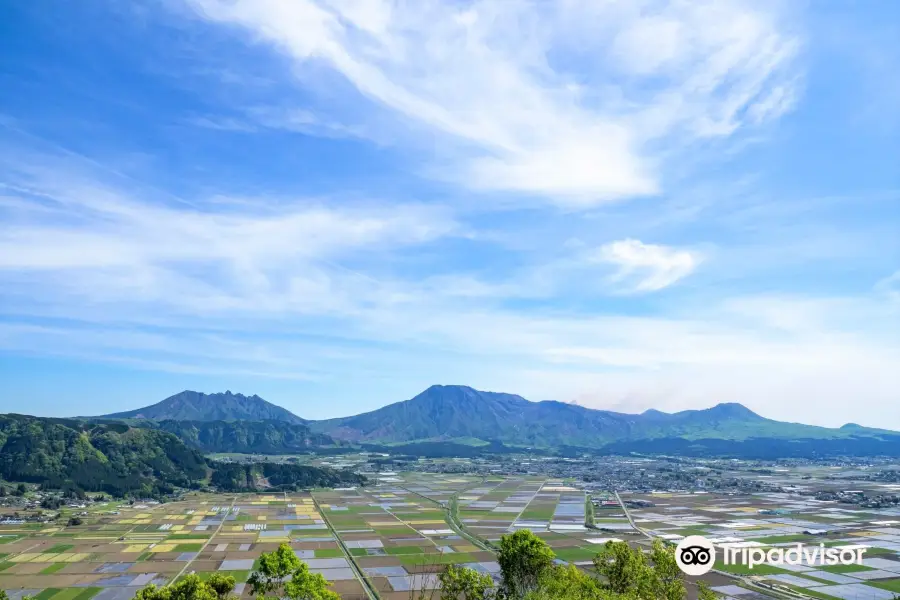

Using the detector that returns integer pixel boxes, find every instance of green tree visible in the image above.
[132,573,233,600]
[0,590,9,600]
[248,543,301,597]
[284,562,340,600]
[697,581,717,600]
[439,564,495,600]
[593,540,685,600]
[207,574,237,600]
[497,530,556,599]
[648,541,684,600]
[593,540,652,598]
[525,564,609,600]
[248,543,338,600]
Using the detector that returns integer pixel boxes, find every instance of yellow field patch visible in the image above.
[134,519,152,524]
[31,554,56,563]
[10,553,39,563]
[117,519,135,525]
[172,525,184,531]
[135,513,152,519]
[65,553,90,562]
[368,521,400,526]
[167,538,206,544]
[849,531,880,537]
[452,545,479,552]
[149,544,176,552]
[230,526,244,532]
[409,520,446,525]
[124,544,150,553]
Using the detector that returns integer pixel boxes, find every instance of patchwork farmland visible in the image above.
[8,471,900,600]
[0,474,625,600]
[622,488,900,600]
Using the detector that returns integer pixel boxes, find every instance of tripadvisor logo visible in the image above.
[674,535,867,576]
[676,536,716,576]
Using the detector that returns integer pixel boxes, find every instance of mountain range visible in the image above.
[99,390,306,424]
[90,385,900,455]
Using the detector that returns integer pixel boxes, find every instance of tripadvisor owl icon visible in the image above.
[675,536,716,576]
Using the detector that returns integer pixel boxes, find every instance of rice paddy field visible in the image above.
[0,492,366,600]
[622,485,900,600]
[9,469,900,600]
[0,474,635,600]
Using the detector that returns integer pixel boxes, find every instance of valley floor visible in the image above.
[4,472,900,600]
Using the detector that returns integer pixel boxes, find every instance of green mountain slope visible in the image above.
[0,415,364,495]
[210,462,365,491]
[96,390,304,424]
[309,384,897,448]
[150,419,336,453]
[0,414,207,496]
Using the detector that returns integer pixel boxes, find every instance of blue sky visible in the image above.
[1,1,898,426]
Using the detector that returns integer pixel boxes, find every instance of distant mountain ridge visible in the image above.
[307,384,896,448]
[85,384,899,453]
[97,390,305,424]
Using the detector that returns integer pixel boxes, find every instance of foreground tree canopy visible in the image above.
[124,533,699,600]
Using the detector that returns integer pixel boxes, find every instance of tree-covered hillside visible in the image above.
[0,414,207,496]
[151,419,335,453]
[0,415,364,496]
[210,462,366,492]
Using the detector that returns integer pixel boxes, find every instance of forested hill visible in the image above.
[210,462,366,492]
[0,414,207,496]
[0,414,364,496]
[150,419,336,453]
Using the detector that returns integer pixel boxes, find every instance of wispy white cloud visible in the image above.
[4,1,899,428]
[590,239,701,292]
[187,107,373,140]
[182,0,800,206]
[0,151,457,319]
[876,270,900,304]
